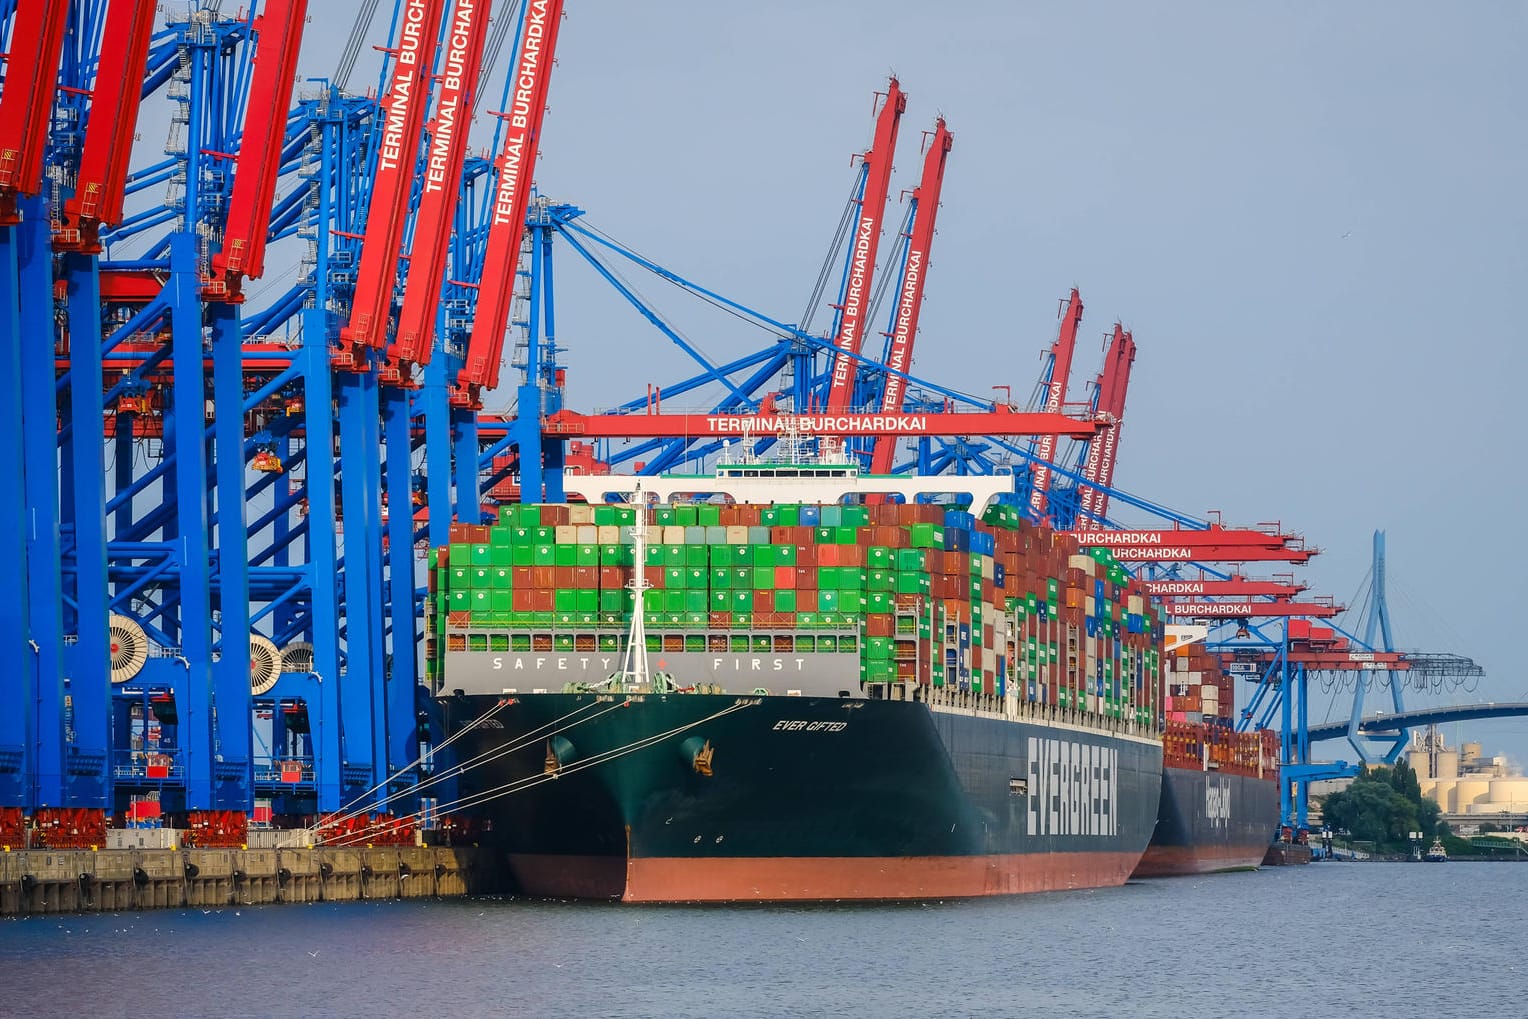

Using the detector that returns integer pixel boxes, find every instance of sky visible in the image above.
[282,1,1528,764]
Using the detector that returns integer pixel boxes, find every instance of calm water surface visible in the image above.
[3,862,1522,1018]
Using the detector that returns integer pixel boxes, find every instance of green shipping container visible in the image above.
[774,589,798,612]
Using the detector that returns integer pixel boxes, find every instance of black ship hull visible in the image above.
[441,691,1162,902]
[1132,762,1279,877]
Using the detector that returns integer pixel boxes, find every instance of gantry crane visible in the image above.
[869,118,953,475]
[824,78,906,414]
[1025,289,1084,517]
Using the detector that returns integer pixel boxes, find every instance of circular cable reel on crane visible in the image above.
[280,641,314,675]
[250,633,283,696]
[109,614,149,685]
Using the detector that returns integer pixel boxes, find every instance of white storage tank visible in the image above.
[1488,777,1528,812]
[1454,779,1492,812]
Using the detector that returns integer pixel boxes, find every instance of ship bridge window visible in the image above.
[776,469,799,477]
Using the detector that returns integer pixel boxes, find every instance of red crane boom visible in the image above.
[868,117,951,475]
[455,0,565,403]
[1028,288,1084,517]
[338,0,448,357]
[55,0,156,251]
[206,0,310,295]
[389,0,491,372]
[1076,323,1135,527]
[825,78,906,413]
[0,0,70,222]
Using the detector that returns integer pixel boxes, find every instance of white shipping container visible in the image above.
[555,525,577,544]
[568,504,594,525]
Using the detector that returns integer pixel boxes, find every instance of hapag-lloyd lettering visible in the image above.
[1206,776,1232,827]
[705,414,929,435]
[1027,737,1117,837]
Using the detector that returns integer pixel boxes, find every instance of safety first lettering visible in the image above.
[488,655,808,672]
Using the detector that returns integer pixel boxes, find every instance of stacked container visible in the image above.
[430,500,1166,727]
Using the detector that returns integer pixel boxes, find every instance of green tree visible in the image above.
[1318,764,1441,853]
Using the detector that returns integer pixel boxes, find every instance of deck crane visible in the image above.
[389,0,491,373]
[1075,323,1135,528]
[868,117,952,475]
[1025,289,1083,514]
[825,78,906,414]
[336,0,448,363]
[53,0,157,253]
[204,0,310,295]
[0,0,70,222]
[454,0,565,406]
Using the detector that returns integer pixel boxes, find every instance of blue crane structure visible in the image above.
[1,0,1505,852]
[0,0,568,841]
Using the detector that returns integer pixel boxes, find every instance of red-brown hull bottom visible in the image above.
[509,851,1146,903]
[1131,843,1266,877]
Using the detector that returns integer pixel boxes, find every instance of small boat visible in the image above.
[1424,839,1448,862]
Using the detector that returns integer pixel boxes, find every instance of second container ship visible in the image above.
[1131,629,1280,877]
[429,452,1167,901]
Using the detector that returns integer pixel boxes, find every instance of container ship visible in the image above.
[427,455,1165,901]
[1129,630,1281,877]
